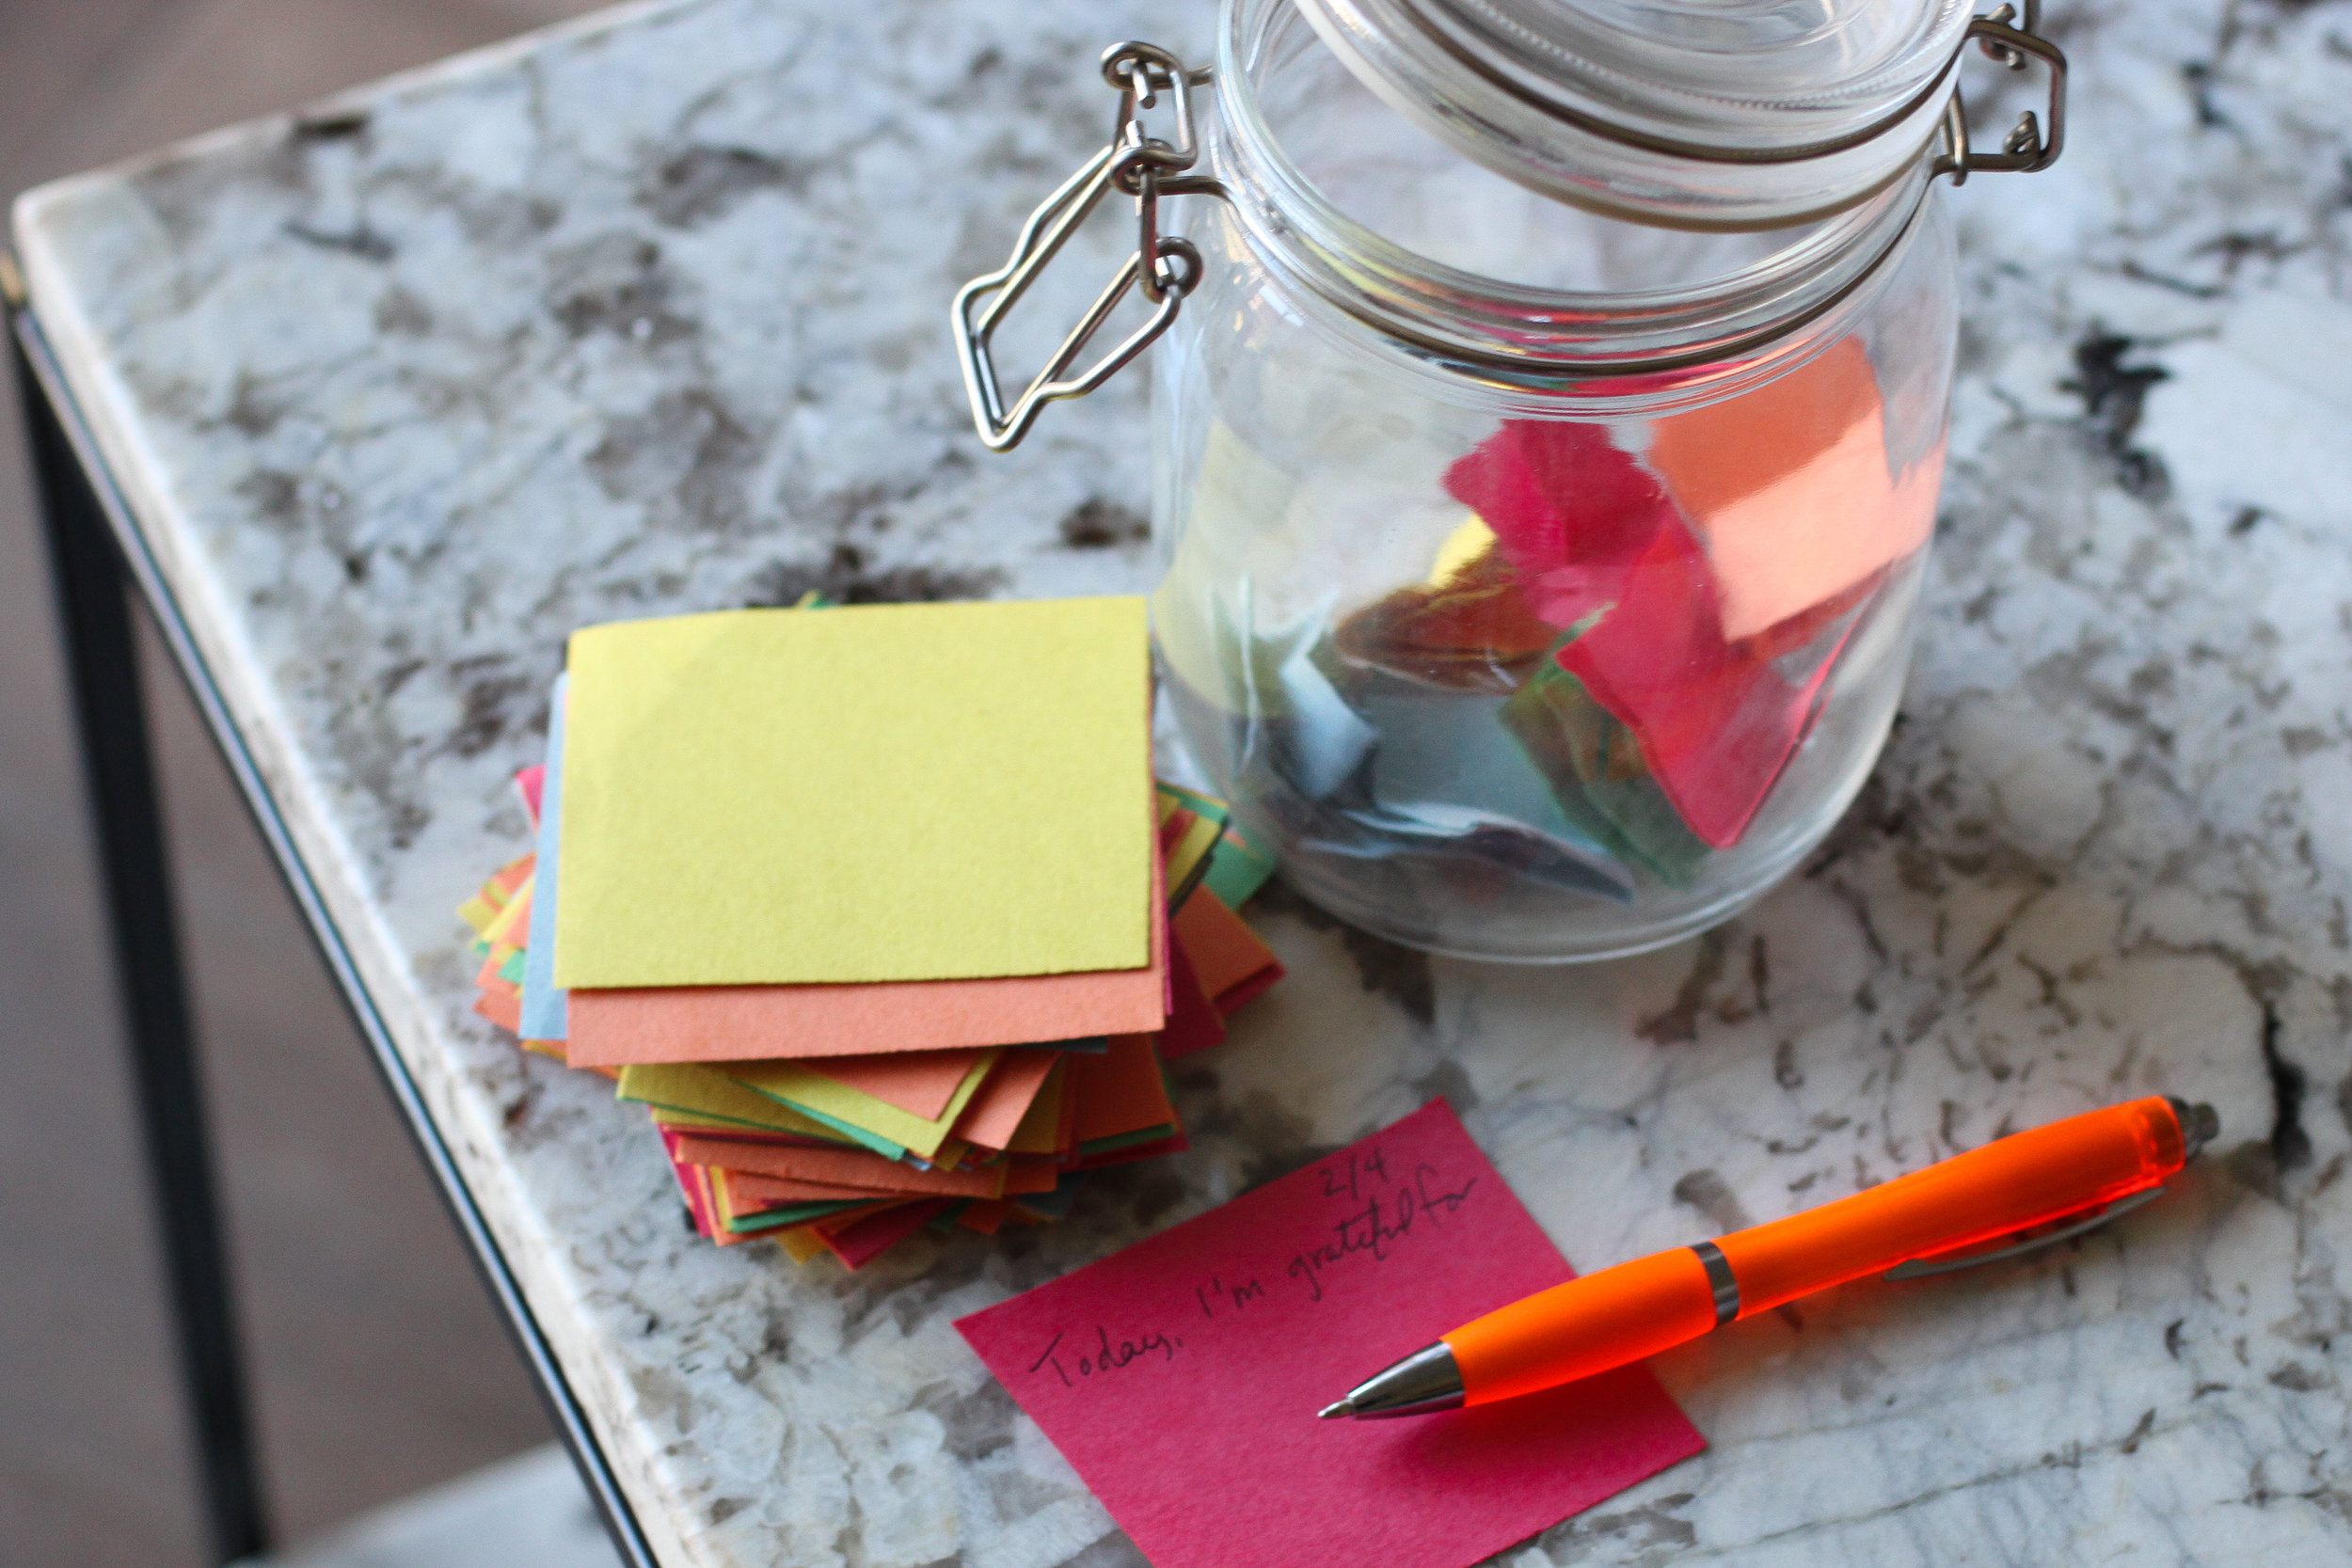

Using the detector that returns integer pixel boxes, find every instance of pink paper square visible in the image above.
[956,1101,1704,1568]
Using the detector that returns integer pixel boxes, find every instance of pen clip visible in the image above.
[1883,1186,2165,1282]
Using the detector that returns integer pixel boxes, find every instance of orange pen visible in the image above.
[1319,1095,2219,1418]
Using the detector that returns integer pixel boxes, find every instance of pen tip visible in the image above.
[1317,1401,1355,1420]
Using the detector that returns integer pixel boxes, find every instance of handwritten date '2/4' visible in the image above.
[1289,1164,1479,1303]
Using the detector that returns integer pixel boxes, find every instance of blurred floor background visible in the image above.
[1,3,612,1563]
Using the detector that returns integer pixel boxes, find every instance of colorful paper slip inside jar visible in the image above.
[1442,420,1874,847]
[1646,335,1940,643]
[955,1101,1704,1568]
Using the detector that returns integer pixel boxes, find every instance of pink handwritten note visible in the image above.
[955,1101,1704,1568]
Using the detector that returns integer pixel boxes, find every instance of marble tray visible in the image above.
[13,0,2352,1561]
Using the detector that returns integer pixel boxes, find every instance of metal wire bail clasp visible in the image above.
[953,42,1215,451]
[1934,1,2067,184]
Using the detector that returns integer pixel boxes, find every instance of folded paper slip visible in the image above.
[958,1199,1014,1236]
[666,1146,726,1242]
[718,1168,902,1206]
[827,1199,952,1270]
[724,1053,999,1162]
[714,1173,870,1234]
[704,1158,877,1230]
[1003,1060,1071,1157]
[455,854,533,934]
[1198,824,1277,911]
[1157,797,1226,912]
[555,597,1153,988]
[720,1151,1057,1203]
[564,840,1168,1068]
[1443,420,1860,848]
[773,1222,835,1266]
[950,1049,1062,1151]
[798,1048,991,1121]
[1647,335,1939,642]
[476,874,532,952]
[1554,515,1866,848]
[670,1134,1013,1198]
[472,987,523,1035]
[1076,1131,1186,1170]
[618,1063,903,1158]
[1159,933,1227,1061]
[516,763,546,822]
[518,674,570,1041]
[648,1108,850,1149]
[463,875,533,954]
[773,1194,1009,1263]
[1013,1172,1088,1221]
[1502,661,1710,888]
[1170,888,1283,1016]
[676,1153,836,1248]
[707,1156,1061,1209]
[1067,1034,1178,1150]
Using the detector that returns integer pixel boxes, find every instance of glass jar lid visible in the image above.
[1290,0,1976,229]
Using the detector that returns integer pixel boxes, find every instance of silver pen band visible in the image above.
[1691,1240,1741,1326]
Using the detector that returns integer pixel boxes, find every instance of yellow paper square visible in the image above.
[554,598,1152,987]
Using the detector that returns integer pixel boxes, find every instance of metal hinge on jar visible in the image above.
[951,43,1222,451]
[1932,1,2067,183]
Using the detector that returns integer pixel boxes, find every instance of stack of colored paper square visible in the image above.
[456,595,1283,1269]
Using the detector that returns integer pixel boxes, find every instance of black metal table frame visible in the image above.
[7,273,659,1568]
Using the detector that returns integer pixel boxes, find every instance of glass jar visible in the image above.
[956,0,2066,961]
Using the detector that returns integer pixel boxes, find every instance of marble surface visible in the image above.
[13,0,2352,1561]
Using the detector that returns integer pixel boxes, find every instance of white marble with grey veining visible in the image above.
[14,0,2352,1561]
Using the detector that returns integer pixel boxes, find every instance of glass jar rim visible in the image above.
[1208,0,1936,404]
[1289,0,1971,227]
